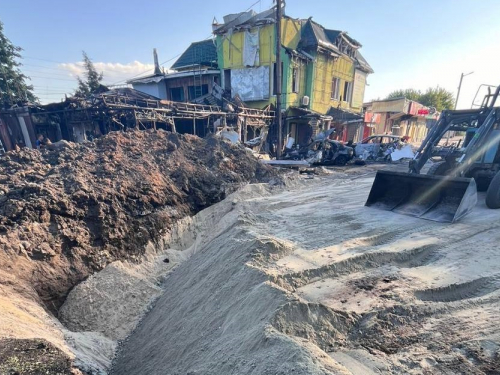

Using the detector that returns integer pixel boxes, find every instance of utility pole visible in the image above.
[454,71,473,109]
[275,0,283,158]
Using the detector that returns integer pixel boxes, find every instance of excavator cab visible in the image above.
[366,85,500,223]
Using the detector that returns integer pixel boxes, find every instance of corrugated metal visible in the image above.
[171,40,218,70]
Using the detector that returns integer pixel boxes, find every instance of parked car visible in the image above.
[354,135,402,159]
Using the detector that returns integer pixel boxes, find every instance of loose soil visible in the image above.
[112,168,500,375]
[0,129,276,373]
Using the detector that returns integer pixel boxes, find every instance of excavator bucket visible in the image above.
[365,170,477,223]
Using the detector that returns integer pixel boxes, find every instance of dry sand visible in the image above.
[3,162,499,374]
[108,166,500,374]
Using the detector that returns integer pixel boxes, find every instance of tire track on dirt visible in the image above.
[273,222,500,290]
[273,243,442,289]
[414,276,500,302]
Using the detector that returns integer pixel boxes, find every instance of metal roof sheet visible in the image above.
[171,40,218,70]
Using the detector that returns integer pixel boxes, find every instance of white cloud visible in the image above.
[58,60,156,85]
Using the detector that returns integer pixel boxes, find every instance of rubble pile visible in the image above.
[0,129,276,312]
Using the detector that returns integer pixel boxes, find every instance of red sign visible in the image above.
[418,109,430,115]
[364,112,381,123]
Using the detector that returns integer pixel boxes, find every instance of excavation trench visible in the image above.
[0,130,280,374]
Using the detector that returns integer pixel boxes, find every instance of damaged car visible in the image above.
[284,129,354,165]
[354,134,402,160]
[307,138,354,165]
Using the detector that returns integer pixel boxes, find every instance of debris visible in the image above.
[283,130,354,166]
[216,128,240,144]
[390,144,415,161]
[261,159,310,168]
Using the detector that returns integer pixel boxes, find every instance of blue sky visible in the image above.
[1,0,499,106]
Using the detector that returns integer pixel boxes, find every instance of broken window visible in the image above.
[292,66,299,93]
[331,77,340,100]
[224,69,231,92]
[170,87,184,102]
[343,81,352,103]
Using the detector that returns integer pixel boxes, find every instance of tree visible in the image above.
[419,87,455,112]
[74,51,107,97]
[0,21,37,107]
[386,86,454,112]
[386,88,422,102]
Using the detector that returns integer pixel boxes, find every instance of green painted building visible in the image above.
[213,7,373,145]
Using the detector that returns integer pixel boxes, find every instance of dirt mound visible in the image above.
[0,129,276,312]
[0,338,77,375]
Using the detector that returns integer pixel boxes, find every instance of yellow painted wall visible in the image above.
[282,18,305,108]
[218,18,303,109]
[220,24,275,69]
[310,54,358,114]
[281,18,302,49]
[220,18,302,69]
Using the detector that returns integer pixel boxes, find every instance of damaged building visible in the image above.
[0,87,273,153]
[212,7,373,147]
[1,5,372,155]
[362,97,440,143]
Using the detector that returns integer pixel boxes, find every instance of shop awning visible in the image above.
[388,112,411,121]
[327,107,363,125]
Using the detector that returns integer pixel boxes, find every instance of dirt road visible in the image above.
[112,167,500,374]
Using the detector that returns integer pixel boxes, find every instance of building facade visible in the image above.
[213,7,373,146]
[362,97,440,143]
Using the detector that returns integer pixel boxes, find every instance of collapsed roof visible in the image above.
[212,8,277,34]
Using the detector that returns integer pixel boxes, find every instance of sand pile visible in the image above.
[112,173,500,374]
[111,186,347,375]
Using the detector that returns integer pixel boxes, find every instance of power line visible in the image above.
[35,92,67,95]
[24,64,144,77]
[28,75,76,82]
[33,89,73,94]
[107,0,265,85]
[22,63,73,72]
[24,69,76,78]
[23,56,65,64]
[109,52,183,85]
[23,56,155,82]
[24,0,269,89]
[33,85,74,90]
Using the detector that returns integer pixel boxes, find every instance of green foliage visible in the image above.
[74,51,107,97]
[419,87,455,112]
[386,88,421,102]
[386,86,455,111]
[0,21,37,107]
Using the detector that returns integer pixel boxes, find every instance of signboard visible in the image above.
[364,112,381,123]
[372,97,406,113]
[351,70,367,110]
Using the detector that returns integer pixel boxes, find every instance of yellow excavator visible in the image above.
[366,85,500,223]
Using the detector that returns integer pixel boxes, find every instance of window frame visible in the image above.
[292,66,300,93]
[343,81,353,103]
[331,77,340,100]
